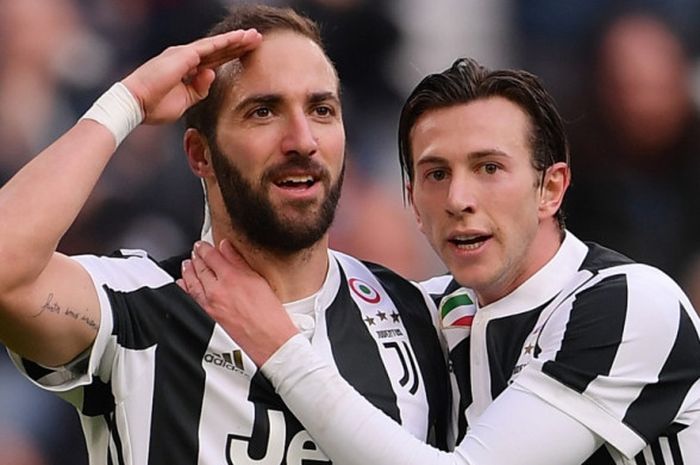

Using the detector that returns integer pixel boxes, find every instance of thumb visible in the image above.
[189,68,216,101]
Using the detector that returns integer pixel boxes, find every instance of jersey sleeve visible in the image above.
[7,250,174,408]
[261,334,604,465]
[514,264,700,458]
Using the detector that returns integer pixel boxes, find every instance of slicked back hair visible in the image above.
[184,4,327,143]
[398,58,570,230]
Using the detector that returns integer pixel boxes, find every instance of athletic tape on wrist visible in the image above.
[81,82,144,146]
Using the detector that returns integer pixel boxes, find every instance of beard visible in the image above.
[209,140,344,255]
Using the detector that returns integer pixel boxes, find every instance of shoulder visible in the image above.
[573,262,692,326]
[72,248,177,293]
[539,262,699,374]
[330,249,414,290]
[329,250,437,316]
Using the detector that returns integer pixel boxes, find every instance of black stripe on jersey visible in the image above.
[486,306,544,397]
[579,242,635,273]
[581,444,616,465]
[635,453,647,465]
[105,283,215,465]
[449,337,471,442]
[158,253,188,279]
[668,430,684,465]
[367,262,451,450]
[104,412,126,465]
[650,440,665,465]
[542,274,627,393]
[82,377,115,416]
[623,304,700,443]
[326,265,401,423]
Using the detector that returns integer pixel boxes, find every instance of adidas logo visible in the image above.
[204,350,246,374]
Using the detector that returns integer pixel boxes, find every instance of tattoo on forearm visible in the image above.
[32,293,98,331]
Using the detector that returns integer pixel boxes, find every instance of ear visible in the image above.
[538,162,570,220]
[184,128,215,178]
[406,182,425,233]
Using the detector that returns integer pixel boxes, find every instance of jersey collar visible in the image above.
[476,231,589,319]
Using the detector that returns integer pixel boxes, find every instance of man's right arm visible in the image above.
[0,29,261,368]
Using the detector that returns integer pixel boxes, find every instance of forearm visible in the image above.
[0,119,117,291]
[0,115,119,364]
[263,335,455,465]
[263,336,603,465]
[0,29,261,365]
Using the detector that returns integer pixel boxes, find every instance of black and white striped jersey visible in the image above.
[9,248,450,465]
[422,232,700,464]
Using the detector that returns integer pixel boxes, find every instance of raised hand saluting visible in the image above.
[123,29,261,124]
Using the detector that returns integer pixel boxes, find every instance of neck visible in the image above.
[211,225,330,304]
[477,224,564,307]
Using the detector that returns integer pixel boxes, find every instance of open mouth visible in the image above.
[274,174,317,189]
[448,235,490,250]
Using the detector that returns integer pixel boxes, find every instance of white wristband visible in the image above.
[81,82,144,147]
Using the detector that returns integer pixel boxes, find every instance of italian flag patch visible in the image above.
[439,290,476,328]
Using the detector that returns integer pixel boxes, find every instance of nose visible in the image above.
[281,110,318,157]
[445,176,477,217]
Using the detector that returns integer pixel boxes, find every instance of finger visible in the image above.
[181,259,197,292]
[191,248,218,284]
[199,40,261,70]
[176,278,187,292]
[181,259,208,307]
[197,31,260,65]
[196,46,249,71]
[181,259,203,293]
[194,241,234,279]
[192,28,254,49]
[195,29,261,68]
[187,68,216,100]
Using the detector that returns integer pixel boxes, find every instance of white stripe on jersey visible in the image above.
[585,266,681,420]
[198,325,257,465]
[334,252,430,439]
[114,345,157,465]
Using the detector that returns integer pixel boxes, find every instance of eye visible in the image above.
[481,162,500,174]
[251,107,271,118]
[313,105,334,117]
[427,169,448,182]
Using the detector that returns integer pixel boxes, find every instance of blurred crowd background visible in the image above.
[2,0,700,463]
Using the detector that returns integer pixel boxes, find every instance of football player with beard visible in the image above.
[0,5,450,465]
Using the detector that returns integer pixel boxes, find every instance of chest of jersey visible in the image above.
[105,277,438,465]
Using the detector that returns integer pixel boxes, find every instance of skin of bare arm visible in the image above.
[0,29,262,367]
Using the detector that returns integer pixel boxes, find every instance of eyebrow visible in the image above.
[233,94,282,114]
[308,91,340,106]
[233,91,340,114]
[415,149,510,168]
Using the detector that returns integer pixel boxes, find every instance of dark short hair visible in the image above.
[398,57,570,230]
[184,4,326,142]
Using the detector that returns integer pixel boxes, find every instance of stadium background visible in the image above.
[1,0,699,463]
